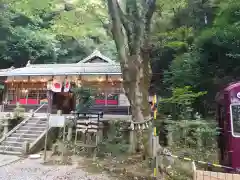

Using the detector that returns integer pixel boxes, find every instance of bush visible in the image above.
[97,120,130,157]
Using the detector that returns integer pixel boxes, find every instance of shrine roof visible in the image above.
[0,50,121,76]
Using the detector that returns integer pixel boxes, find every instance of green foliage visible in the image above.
[161,86,206,105]
[73,87,95,112]
[164,51,202,88]
[97,121,129,157]
[153,0,240,116]
[160,86,207,119]
[158,116,219,179]
[166,120,219,148]
[0,0,116,69]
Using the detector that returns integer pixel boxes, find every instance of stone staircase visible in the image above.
[0,116,48,155]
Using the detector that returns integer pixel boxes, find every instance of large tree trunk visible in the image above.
[107,0,156,153]
[141,51,152,119]
[122,55,145,151]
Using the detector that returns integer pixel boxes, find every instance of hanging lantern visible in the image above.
[76,75,82,87]
[108,76,112,83]
[51,79,62,92]
[77,79,82,87]
[64,77,71,92]
[119,77,123,82]
[98,76,103,82]
[47,80,52,90]
[40,76,46,82]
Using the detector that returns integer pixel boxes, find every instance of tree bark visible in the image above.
[141,51,152,119]
[122,55,145,151]
[107,0,156,152]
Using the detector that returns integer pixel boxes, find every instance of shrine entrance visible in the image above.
[52,92,75,114]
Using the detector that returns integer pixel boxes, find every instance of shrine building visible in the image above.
[0,50,130,114]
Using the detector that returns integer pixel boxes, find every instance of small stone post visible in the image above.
[3,118,9,135]
[51,144,58,156]
[57,110,62,115]
[166,115,173,146]
[67,118,74,141]
[128,123,136,153]
[29,109,34,117]
[23,141,30,155]
[67,126,73,141]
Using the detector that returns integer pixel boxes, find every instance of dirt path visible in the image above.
[0,158,115,180]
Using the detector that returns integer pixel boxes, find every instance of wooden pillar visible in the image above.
[105,75,108,106]
[67,126,73,141]
[15,82,18,103]
[47,90,53,113]
[37,89,39,104]
[4,84,8,104]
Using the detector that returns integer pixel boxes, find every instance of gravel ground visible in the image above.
[0,158,113,180]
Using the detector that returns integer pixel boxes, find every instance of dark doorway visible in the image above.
[52,92,75,114]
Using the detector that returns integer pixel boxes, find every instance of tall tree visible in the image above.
[107,0,156,150]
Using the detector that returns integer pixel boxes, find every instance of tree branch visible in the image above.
[107,0,128,63]
[144,0,156,44]
[131,0,145,55]
[116,1,134,53]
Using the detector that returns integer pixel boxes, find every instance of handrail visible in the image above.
[0,104,46,143]
[30,113,50,150]
[32,103,47,116]
[1,104,47,153]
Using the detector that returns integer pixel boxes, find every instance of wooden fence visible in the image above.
[192,162,240,180]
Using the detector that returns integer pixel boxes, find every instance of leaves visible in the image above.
[160,86,206,106]
[0,0,116,68]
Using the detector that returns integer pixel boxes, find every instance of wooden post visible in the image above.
[153,136,159,178]
[192,161,197,180]
[22,141,30,155]
[148,127,153,158]
[51,144,58,156]
[152,94,159,179]
[47,90,53,114]
[37,90,39,104]
[67,127,73,141]
[129,123,136,153]
[61,125,66,162]
[168,131,173,146]
[43,113,50,162]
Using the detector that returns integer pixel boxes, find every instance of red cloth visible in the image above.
[11,99,38,104]
[95,99,118,105]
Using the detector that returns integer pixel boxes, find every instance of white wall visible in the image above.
[118,93,130,106]
[118,93,154,106]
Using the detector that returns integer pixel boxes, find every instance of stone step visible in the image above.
[16,130,44,135]
[19,126,46,131]
[6,137,35,143]
[28,120,47,124]
[28,117,47,122]
[0,150,22,155]
[0,145,22,152]
[26,120,47,125]
[25,123,47,127]
[2,141,23,147]
[10,133,40,139]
